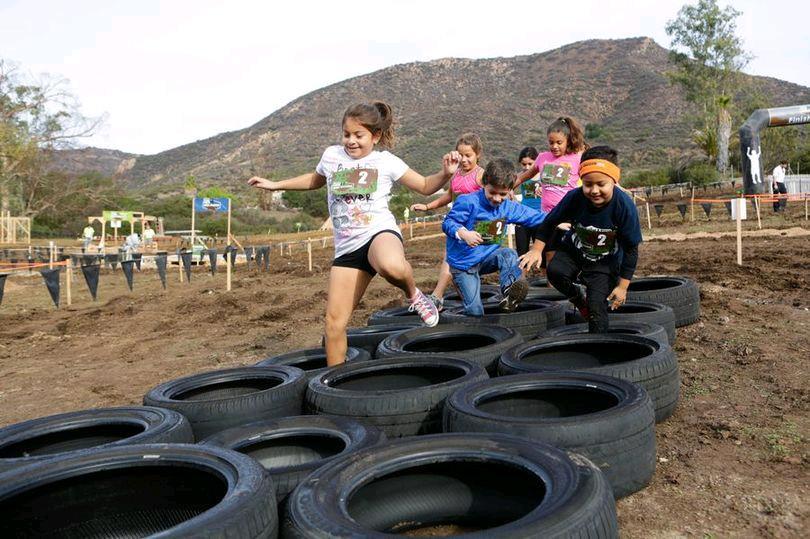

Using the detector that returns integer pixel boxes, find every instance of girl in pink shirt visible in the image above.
[411,133,484,309]
[515,116,586,264]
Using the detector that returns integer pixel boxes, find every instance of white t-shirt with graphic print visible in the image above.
[316,145,410,259]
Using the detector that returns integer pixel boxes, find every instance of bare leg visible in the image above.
[324,266,373,366]
[431,260,453,298]
[367,232,416,298]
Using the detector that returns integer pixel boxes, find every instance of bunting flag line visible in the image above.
[229,246,237,269]
[180,250,192,282]
[81,263,100,300]
[254,247,264,270]
[156,253,168,289]
[121,260,135,291]
[132,253,143,271]
[208,248,218,275]
[262,246,270,271]
[701,203,713,218]
[0,273,7,305]
[653,204,664,217]
[244,246,254,270]
[105,253,119,270]
[40,268,60,308]
[676,203,688,218]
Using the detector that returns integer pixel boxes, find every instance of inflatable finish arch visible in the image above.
[740,104,810,194]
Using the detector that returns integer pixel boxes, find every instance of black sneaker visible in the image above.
[499,278,529,312]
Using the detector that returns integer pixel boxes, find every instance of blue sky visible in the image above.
[2,0,808,155]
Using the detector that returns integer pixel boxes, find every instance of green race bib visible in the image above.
[522,179,541,199]
[474,219,506,245]
[332,168,379,195]
[540,163,571,187]
[573,223,616,259]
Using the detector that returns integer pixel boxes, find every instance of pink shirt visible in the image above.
[535,151,582,213]
[451,165,483,196]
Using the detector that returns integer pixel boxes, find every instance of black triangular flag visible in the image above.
[676,203,688,218]
[245,247,254,270]
[40,268,60,308]
[81,264,100,300]
[701,203,713,218]
[229,246,237,269]
[654,204,664,217]
[208,248,218,275]
[156,252,168,289]
[105,253,119,270]
[121,260,135,291]
[263,246,270,271]
[132,253,142,271]
[724,201,732,216]
[254,247,263,270]
[180,250,192,282]
[0,273,7,305]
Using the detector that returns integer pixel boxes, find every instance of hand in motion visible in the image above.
[247,176,279,190]
[607,286,627,310]
[442,151,461,176]
[410,203,429,212]
[518,250,543,271]
[458,229,483,247]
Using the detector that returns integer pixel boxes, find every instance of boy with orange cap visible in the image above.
[519,145,642,333]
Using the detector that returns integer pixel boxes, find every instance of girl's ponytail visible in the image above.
[547,116,587,154]
[343,101,396,148]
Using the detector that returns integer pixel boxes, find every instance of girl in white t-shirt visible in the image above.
[248,101,460,366]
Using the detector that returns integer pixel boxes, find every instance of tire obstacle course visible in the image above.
[0,275,701,537]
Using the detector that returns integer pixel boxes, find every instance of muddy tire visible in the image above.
[375,324,523,374]
[0,444,277,538]
[342,323,422,357]
[443,372,656,498]
[144,366,307,440]
[306,356,488,437]
[627,276,700,327]
[282,433,617,538]
[200,415,385,503]
[565,301,676,343]
[440,299,565,338]
[255,347,371,381]
[539,321,671,346]
[442,284,501,306]
[526,277,567,301]
[0,407,193,473]
[499,335,679,422]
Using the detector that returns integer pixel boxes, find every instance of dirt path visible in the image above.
[0,232,807,537]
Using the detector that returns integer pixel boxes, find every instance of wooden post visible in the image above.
[754,196,762,230]
[690,187,695,222]
[66,259,72,306]
[49,241,55,269]
[322,237,327,248]
[645,203,652,230]
[226,199,232,292]
[679,186,683,198]
[805,197,808,220]
[178,251,184,282]
[190,199,196,257]
[307,239,313,272]
[288,243,292,256]
[736,197,743,266]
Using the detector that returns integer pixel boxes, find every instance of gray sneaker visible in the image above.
[427,293,445,312]
[499,278,529,312]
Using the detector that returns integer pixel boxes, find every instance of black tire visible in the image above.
[565,300,677,343]
[375,324,524,374]
[442,283,501,305]
[526,277,567,301]
[144,366,307,440]
[499,334,679,422]
[441,299,565,337]
[0,406,194,473]
[342,323,422,357]
[443,372,656,498]
[539,321,671,346]
[366,306,428,326]
[282,433,617,538]
[200,415,385,503]
[306,356,488,437]
[255,347,371,381]
[0,443,277,538]
[627,276,700,327]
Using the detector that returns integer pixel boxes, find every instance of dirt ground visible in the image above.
[0,215,808,537]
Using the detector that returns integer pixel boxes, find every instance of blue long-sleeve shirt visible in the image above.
[443,190,546,271]
[535,188,642,279]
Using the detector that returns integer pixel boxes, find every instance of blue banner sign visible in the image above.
[194,197,230,213]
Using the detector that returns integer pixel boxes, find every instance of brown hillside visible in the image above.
[54,37,810,190]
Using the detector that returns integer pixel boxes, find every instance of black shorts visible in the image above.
[332,230,403,276]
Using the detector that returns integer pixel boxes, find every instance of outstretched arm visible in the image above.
[411,190,453,212]
[514,164,540,188]
[248,172,326,191]
[399,151,461,195]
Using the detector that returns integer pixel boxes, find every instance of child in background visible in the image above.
[443,158,546,316]
[410,133,485,310]
[249,101,460,366]
[514,146,541,256]
[514,117,586,264]
[519,146,642,333]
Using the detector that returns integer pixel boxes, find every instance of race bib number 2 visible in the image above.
[541,163,571,187]
[332,168,379,195]
[474,219,506,245]
[573,223,616,258]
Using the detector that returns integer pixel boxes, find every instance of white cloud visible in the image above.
[2,0,808,154]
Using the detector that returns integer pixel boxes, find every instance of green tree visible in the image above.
[666,0,751,175]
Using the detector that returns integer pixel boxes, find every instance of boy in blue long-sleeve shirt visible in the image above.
[443,158,547,316]
[519,146,642,333]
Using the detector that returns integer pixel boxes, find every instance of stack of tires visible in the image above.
[0,276,698,538]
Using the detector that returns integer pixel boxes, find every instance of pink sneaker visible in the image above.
[409,288,440,327]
